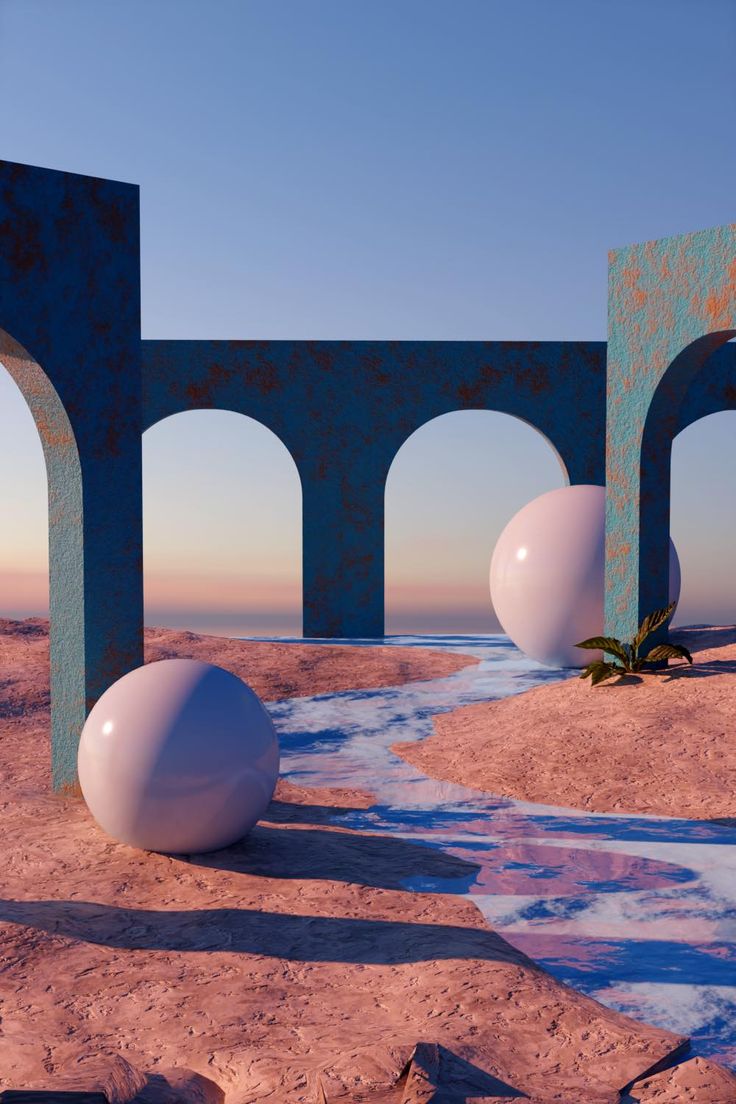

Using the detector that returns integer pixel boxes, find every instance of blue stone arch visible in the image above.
[2,158,734,790]
[0,160,143,791]
[385,406,581,490]
[142,339,607,639]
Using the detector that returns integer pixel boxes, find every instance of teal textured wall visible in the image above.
[605,226,736,643]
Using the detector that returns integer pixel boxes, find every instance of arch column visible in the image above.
[46,448,143,790]
[301,447,389,638]
[0,160,144,791]
[1,332,144,791]
[605,225,736,644]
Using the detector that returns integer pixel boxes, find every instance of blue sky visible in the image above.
[0,0,734,633]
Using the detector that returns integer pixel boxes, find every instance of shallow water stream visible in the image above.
[258,635,736,1068]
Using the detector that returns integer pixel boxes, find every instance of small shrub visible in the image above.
[576,601,693,686]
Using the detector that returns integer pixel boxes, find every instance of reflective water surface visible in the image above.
[255,635,736,1067]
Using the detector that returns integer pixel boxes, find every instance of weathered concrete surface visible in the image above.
[605,225,736,645]
[141,338,608,638]
[0,160,143,792]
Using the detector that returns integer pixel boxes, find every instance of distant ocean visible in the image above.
[144,609,506,638]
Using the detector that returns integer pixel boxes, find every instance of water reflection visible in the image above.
[255,634,736,1067]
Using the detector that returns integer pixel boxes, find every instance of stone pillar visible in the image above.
[0,161,144,791]
[604,225,736,644]
[301,455,387,638]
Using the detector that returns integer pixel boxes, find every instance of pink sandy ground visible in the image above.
[0,619,732,1103]
[393,625,736,820]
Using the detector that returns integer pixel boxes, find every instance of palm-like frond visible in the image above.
[644,643,693,665]
[575,636,629,664]
[579,660,624,685]
[632,601,677,650]
[577,598,693,686]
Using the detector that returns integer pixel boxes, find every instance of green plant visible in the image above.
[576,601,693,686]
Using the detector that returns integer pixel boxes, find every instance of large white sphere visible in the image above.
[490,485,681,668]
[78,659,280,853]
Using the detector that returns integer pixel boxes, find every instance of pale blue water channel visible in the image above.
[251,635,736,1068]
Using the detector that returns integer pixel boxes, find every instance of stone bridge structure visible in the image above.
[0,160,734,789]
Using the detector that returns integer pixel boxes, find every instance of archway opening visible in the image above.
[143,409,302,637]
[671,408,736,630]
[385,410,566,634]
[0,364,48,621]
[632,333,736,636]
[0,327,89,789]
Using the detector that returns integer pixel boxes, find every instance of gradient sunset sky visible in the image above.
[0,0,734,636]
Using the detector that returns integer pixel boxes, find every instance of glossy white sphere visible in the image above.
[78,659,280,853]
[490,485,681,668]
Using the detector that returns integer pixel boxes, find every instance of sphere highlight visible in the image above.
[490,485,681,668]
[78,658,280,853]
